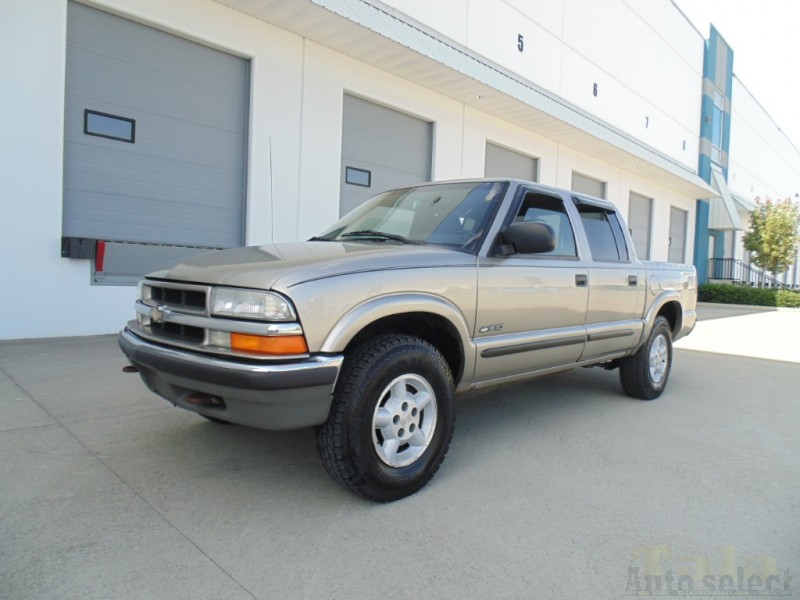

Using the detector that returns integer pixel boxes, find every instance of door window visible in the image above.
[576,203,629,262]
[512,193,577,258]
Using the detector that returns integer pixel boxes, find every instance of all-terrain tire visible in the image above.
[619,316,673,400]
[316,334,456,502]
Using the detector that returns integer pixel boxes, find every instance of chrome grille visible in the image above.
[150,321,205,343]
[143,281,209,314]
[134,280,307,360]
[140,281,211,346]
[150,286,206,310]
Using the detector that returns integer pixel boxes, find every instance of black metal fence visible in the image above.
[708,258,792,289]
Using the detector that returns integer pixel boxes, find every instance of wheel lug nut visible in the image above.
[393,415,400,425]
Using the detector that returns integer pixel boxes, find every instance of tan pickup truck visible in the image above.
[119,179,697,501]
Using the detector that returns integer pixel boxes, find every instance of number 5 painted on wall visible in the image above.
[517,33,524,52]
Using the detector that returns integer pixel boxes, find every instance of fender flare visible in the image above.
[320,293,476,384]
[639,290,684,345]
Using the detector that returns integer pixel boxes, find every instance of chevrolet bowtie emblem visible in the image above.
[150,306,165,324]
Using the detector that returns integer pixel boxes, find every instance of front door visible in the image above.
[474,189,589,384]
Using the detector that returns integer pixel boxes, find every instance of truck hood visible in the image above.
[147,242,476,291]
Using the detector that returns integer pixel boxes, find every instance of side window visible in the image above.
[576,202,630,262]
[513,193,577,257]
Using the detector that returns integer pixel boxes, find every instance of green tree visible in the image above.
[742,197,800,275]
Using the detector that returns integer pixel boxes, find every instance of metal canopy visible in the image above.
[214,0,716,198]
[709,168,744,231]
[731,191,756,213]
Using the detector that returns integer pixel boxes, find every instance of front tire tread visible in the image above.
[316,334,455,502]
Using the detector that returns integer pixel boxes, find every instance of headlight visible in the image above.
[210,288,297,321]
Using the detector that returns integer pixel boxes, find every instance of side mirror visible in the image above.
[498,221,556,255]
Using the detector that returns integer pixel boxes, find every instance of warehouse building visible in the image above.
[2,0,799,339]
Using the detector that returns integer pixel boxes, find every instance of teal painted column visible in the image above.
[693,199,710,283]
[694,25,734,284]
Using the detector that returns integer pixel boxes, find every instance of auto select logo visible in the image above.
[625,546,792,596]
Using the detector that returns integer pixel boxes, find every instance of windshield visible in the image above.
[315,181,507,253]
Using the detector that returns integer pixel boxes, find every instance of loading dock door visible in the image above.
[484,143,538,181]
[668,207,688,263]
[339,95,432,217]
[63,2,249,284]
[628,192,653,260]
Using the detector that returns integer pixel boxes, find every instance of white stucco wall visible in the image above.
[728,76,800,202]
[379,0,705,169]
[727,77,800,286]
[0,0,136,341]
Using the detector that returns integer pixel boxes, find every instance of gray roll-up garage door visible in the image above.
[63,2,249,284]
[571,172,607,199]
[484,142,538,181]
[339,95,432,217]
[628,192,653,260]
[668,207,688,263]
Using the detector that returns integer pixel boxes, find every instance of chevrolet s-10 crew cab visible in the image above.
[119,179,697,501]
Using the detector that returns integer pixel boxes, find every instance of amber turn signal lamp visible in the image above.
[230,333,308,355]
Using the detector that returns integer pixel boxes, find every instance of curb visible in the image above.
[698,302,799,312]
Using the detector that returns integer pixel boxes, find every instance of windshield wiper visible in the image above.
[340,230,421,244]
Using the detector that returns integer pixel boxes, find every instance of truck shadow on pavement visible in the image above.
[123,365,634,505]
[107,346,798,508]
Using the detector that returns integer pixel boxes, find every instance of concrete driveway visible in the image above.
[1,304,798,599]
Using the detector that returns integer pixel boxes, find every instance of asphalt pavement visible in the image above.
[1,303,798,599]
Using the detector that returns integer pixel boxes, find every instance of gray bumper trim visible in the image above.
[118,328,342,391]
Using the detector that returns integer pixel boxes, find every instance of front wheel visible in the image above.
[316,334,455,502]
[619,316,673,400]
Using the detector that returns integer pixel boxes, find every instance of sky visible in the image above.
[672,0,800,150]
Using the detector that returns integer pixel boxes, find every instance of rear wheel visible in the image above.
[316,334,455,502]
[619,316,673,400]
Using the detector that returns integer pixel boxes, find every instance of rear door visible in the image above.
[474,188,589,384]
[573,198,645,359]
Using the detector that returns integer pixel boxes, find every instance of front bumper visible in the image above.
[118,327,343,430]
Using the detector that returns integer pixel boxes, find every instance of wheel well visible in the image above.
[656,301,682,337]
[344,313,465,383]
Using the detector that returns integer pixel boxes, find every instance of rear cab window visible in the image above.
[574,200,630,262]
